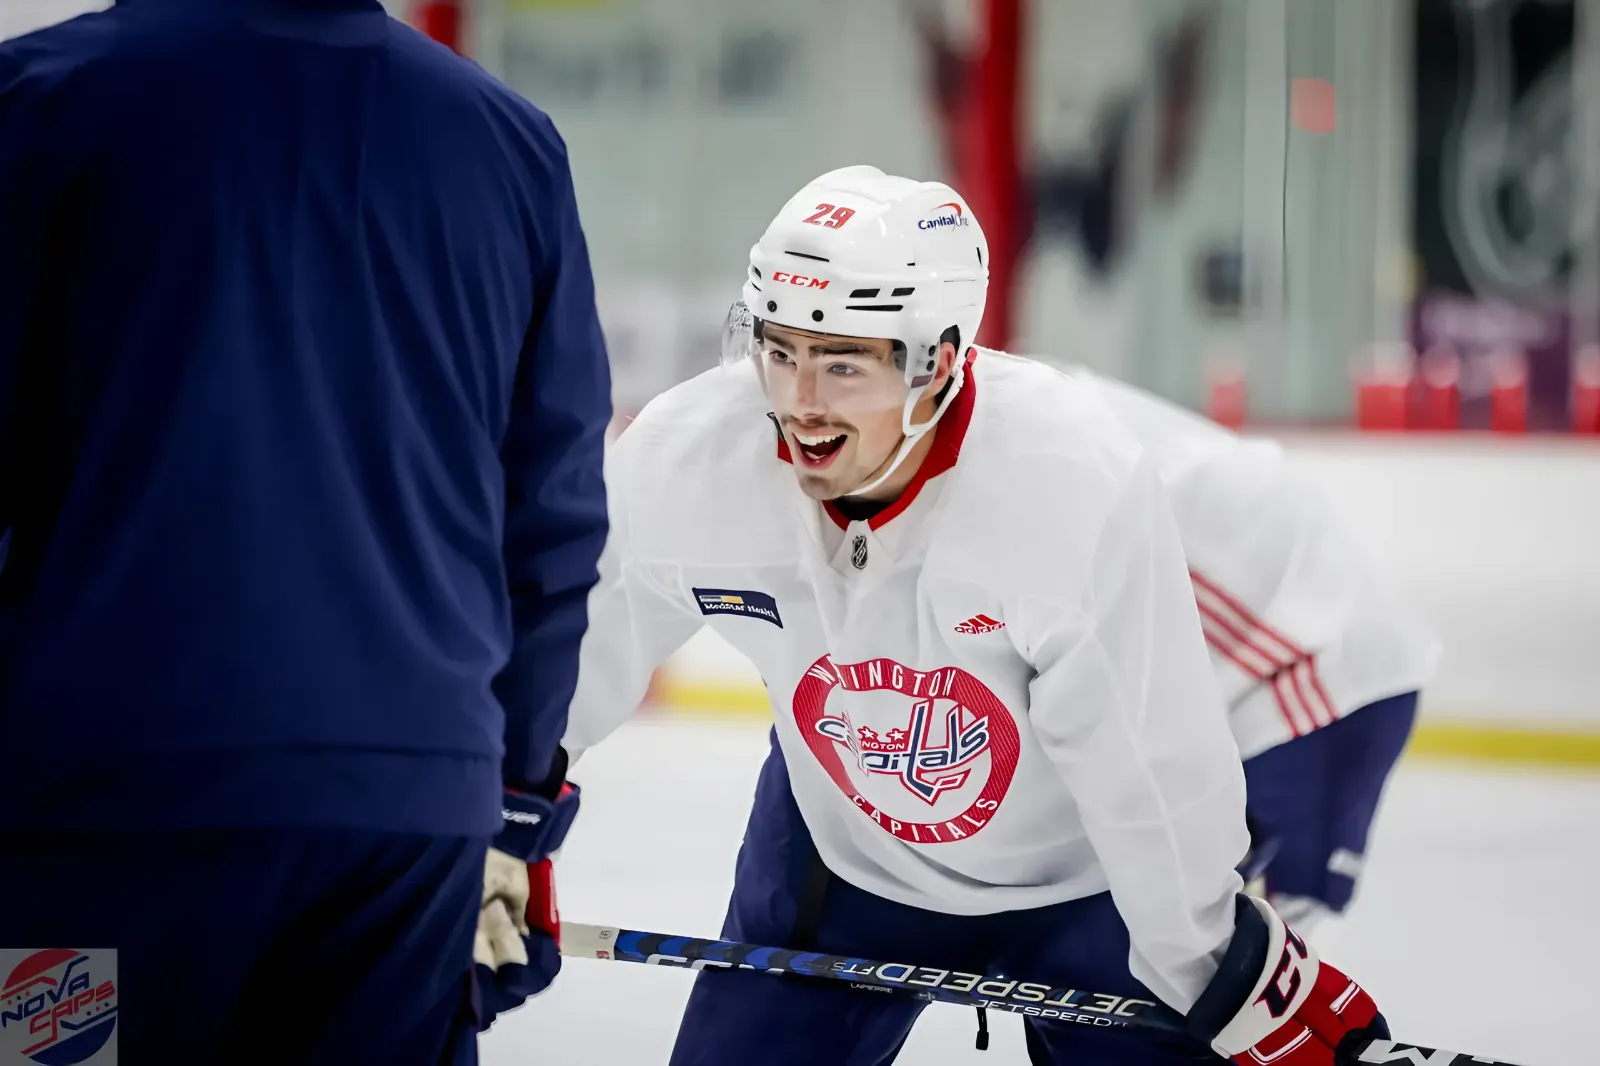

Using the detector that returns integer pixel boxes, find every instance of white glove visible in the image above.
[475,848,531,969]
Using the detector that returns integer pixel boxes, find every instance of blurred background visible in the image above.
[375,0,1600,770]
[4,0,1595,760]
[6,3,1597,1060]
[6,0,1596,762]
[385,0,1600,436]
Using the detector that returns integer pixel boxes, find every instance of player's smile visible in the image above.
[789,424,850,469]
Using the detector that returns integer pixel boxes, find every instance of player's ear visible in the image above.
[931,337,960,392]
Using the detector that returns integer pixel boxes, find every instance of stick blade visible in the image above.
[1354,1038,1531,1066]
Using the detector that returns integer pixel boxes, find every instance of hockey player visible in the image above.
[1050,368,1440,935]
[551,166,1393,1065]
[0,1,604,1061]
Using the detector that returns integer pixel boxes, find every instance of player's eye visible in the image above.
[767,348,794,366]
[827,362,859,376]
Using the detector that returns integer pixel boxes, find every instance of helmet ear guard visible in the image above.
[910,326,961,389]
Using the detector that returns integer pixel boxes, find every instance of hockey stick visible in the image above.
[561,922,1531,1066]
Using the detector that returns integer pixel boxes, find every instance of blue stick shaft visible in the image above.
[559,922,1533,1066]
[562,920,1180,1032]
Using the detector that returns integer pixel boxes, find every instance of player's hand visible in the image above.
[474,779,580,1029]
[1186,895,1388,1066]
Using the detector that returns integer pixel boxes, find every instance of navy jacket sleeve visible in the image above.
[0,49,46,537]
[494,134,612,794]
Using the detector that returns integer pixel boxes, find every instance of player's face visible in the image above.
[760,324,908,500]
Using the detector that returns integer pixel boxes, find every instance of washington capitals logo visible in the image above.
[792,655,1021,845]
[815,700,991,805]
[0,949,118,1064]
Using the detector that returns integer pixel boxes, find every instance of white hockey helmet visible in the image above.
[722,166,989,494]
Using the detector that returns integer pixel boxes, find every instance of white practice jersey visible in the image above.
[565,349,1250,1013]
[1058,368,1441,759]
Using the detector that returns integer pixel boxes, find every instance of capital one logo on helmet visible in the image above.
[917,202,971,230]
[770,271,829,289]
[791,655,1020,843]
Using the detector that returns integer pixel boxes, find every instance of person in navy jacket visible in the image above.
[0,1,609,1060]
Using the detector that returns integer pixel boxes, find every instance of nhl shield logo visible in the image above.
[850,534,868,570]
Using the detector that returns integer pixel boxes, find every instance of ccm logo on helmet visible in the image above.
[771,271,830,289]
[918,201,970,230]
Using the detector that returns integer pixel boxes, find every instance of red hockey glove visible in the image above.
[1187,895,1388,1066]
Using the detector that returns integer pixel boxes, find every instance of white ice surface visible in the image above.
[481,718,1600,1066]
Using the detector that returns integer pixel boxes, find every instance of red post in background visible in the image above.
[412,0,466,54]
[956,0,1023,351]
[916,0,1024,350]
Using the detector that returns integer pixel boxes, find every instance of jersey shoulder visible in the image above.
[961,350,1149,499]
[1034,363,1385,632]
[1070,364,1293,486]
[931,352,1157,599]
[1016,358,1305,525]
[607,362,794,562]
[612,360,770,465]
[1060,364,1245,467]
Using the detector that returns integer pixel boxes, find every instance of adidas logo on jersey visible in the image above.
[954,613,1004,635]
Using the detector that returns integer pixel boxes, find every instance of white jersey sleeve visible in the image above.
[563,423,706,756]
[1065,368,1440,759]
[1022,453,1246,1013]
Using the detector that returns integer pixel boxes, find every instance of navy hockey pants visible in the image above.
[0,829,488,1064]
[1242,690,1419,915]
[668,732,1222,1065]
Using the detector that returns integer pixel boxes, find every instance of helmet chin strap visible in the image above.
[840,357,967,500]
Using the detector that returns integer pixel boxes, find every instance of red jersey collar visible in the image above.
[774,349,979,531]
